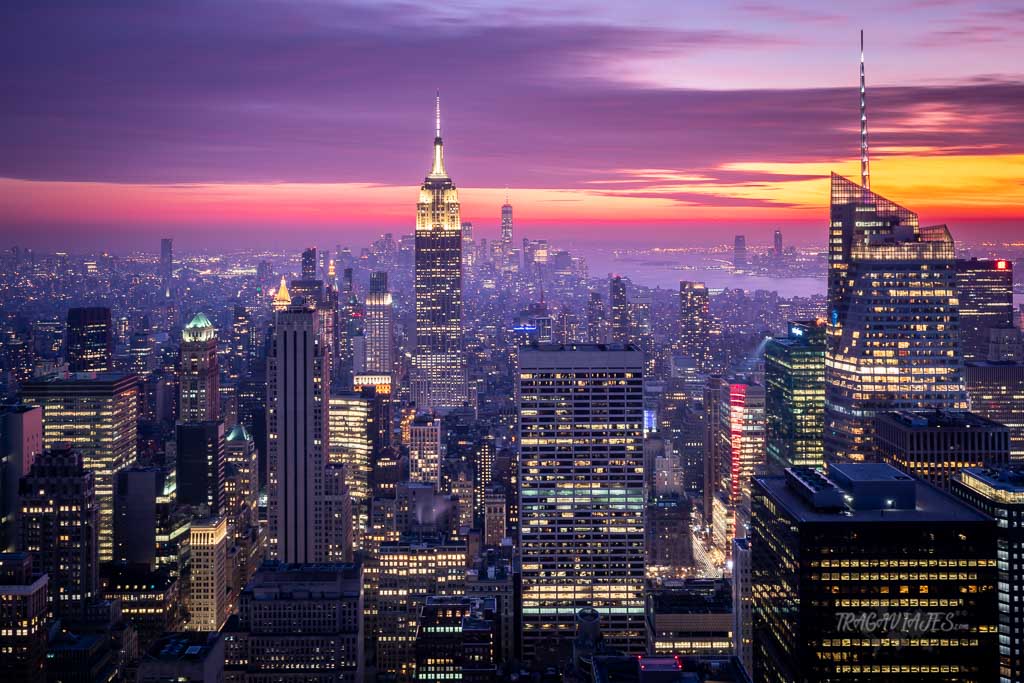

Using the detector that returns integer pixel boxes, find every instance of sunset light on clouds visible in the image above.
[2,1,1023,250]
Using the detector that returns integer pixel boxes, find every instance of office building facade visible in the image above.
[518,344,646,659]
[752,464,997,681]
[21,372,139,561]
[765,320,826,469]
[267,299,329,563]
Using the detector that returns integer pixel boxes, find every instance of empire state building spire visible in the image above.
[413,91,468,411]
[429,90,447,178]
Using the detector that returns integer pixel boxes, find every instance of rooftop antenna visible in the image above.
[435,90,441,139]
[859,30,870,193]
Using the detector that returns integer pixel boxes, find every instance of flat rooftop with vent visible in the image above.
[755,463,989,524]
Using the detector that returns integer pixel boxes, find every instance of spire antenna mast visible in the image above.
[435,90,441,139]
[860,29,870,192]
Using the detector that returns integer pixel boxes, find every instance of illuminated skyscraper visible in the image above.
[952,467,1024,683]
[179,312,219,422]
[825,175,966,461]
[752,464,997,682]
[460,222,475,271]
[409,413,443,487]
[412,94,468,411]
[364,271,394,374]
[271,275,291,312]
[267,298,329,563]
[678,281,711,372]
[376,537,466,679]
[160,237,173,290]
[609,275,630,344]
[824,39,966,461]
[956,258,1014,362]
[765,321,825,469]
[66,306,112,372]
[586,291,608,344]
[301,246,318,280]
[716,379,765,543]
[328,392,372,546]
[773,229,783,262]
[187,516,228,632]
[22,372,139,561]
[230,304,256,379]
[518,344,646,659]
[501,193,513,269]
[18,446,99,619]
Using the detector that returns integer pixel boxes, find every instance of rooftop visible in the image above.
[648,579,732,614]
[226,423,251,442]
[756,463,990,524]
[593,655,751,683]
[145,632,220,662]
[877,410,1006,431]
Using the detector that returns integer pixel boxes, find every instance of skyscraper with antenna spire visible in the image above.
[501,189,514,270]
[824,32,966,461]
[411,92,469,411]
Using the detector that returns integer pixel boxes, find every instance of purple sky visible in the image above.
[2,1,1023,251]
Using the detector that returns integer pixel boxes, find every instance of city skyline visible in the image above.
[2,1,1024,250]
[2,5,1024,682]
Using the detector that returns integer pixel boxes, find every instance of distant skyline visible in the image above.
[2,1,1023,250]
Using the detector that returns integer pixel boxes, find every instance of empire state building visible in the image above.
[411,94,469,411]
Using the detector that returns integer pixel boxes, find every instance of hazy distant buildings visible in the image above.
[586,291,608,344]
[765,321,825,469]
[609,276,630,344]
[411,96,469,412]
[678,281,711,372]
[301,246,318,280]
[825,175,966,461]
[518,344,646,659]
[733,235,747,270]
[160,237,173,290]
[66,306,113,372]
[267,299,329,563]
